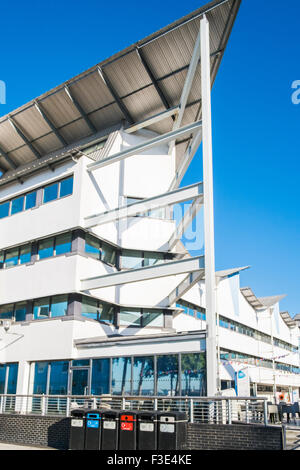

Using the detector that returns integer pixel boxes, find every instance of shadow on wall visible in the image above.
[48,419,70,450]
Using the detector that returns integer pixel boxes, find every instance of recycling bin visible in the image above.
[157,411,188,450]
[137,411,158,450]
[85,411,101,450]
[69,408,87,450]
[101,410,119,450]
[119,411,138,450]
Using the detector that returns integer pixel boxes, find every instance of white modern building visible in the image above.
[0,0,298,407]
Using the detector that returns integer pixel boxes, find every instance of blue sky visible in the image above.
[0,0,299,315]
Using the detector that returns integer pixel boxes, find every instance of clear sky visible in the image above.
[0,0,299,315]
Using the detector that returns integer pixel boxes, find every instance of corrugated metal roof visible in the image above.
[280,311,297,328]
[0,0,241,184]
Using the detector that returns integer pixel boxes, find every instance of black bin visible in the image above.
[101,410,119,450]
[157,411,188,450]
[137,411,158,450]
[119,411,138,450]
[85,411,101,450]
[69,408,87,450]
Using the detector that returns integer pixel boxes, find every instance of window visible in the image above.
[85,235,100,259]
[157,355,179,396]
[59,176,73,198]
[99,303,114,324]
[33,362,48,394]
[101,242,116,265]
[0,201,10,219]
[25,191,37,210]
[121,250,143,269]
[133,356,154,396]
[5,248,19,267]
[82,298,99,320]
[33,298,50,320]
[0,364,18,395]
[11,196,24,215]
[55,233,71,255]
[111,357,131,395]
[43,182,59,203]
[49,361,69,395]
[181,353,206,396]
[142,310,164,327]
[20,244,31,264]
[144,252,164,267]
[119,308,142,327]
[91,359,110,395]
[38,238,54,260]
[0,304,14,320]
[14,302,27,322]
[51,295,68,318]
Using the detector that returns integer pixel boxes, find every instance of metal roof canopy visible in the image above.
[0,0,241,186]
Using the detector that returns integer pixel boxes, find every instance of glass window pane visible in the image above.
[20,245,31,265]
[33,298,50,320]
[121,250,143,269]
[111,357,131,395]
[91,359,110,395]
[133,356,154,396]
[119,308,141,327]
[0,251,4,266]
[55,233,71,255]
[72,359,90,367]
[0,201,10,219]
[43,182,58,203]
[101,243,116,265]
[0,304,14,320]
[82,297,98,320]
[157,355,179,397]
[51,295,68,318]
[99,304,114,324]
[5,248,19,267]
[85,235,100,259]
[6,364,18,394]
[59,176,73,198]
[0,365,6,394]
[181,353,206,396]
[143,310,164,327]
[33,362,49,394]
[11,196,24,215]
[15,302,27,322]
[49,361,69,395]
[25,191,37,210]
[39,238,54,260]
[144,252,164,267]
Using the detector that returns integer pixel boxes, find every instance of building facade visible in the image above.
[0,0,298,406]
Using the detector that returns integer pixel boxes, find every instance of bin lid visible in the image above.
[138,411,157,421]
[157,411,188,421]
[120,410,139,420]
[101,409,120,419]
[70,408,89,417]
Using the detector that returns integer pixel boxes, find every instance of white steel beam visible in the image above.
[201,15,217,397]
[84,182,203,228]
[169,30,201,155]
[125,107,179,134]
[168,196,203,251]
[169,130,202,190]
[87,120,202,171]
[81,256,205,291]
[168,271,204,306]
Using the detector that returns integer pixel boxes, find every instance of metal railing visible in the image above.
[0,394,269,425]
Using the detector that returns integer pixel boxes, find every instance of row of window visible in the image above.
[0,176,73,220]
[0,363,18,395]
[220,349,300,375]
[176,300,298,355]
[31,352,206,397]
[0,230,172,271]
[0,294,166,327]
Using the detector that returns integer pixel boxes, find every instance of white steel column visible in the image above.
[201,15,217,396]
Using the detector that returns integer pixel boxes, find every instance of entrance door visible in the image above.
[71,369,89,395]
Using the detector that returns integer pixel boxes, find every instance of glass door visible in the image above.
[71,369,89,396]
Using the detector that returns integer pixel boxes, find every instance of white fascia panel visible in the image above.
[81,255,205,291]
